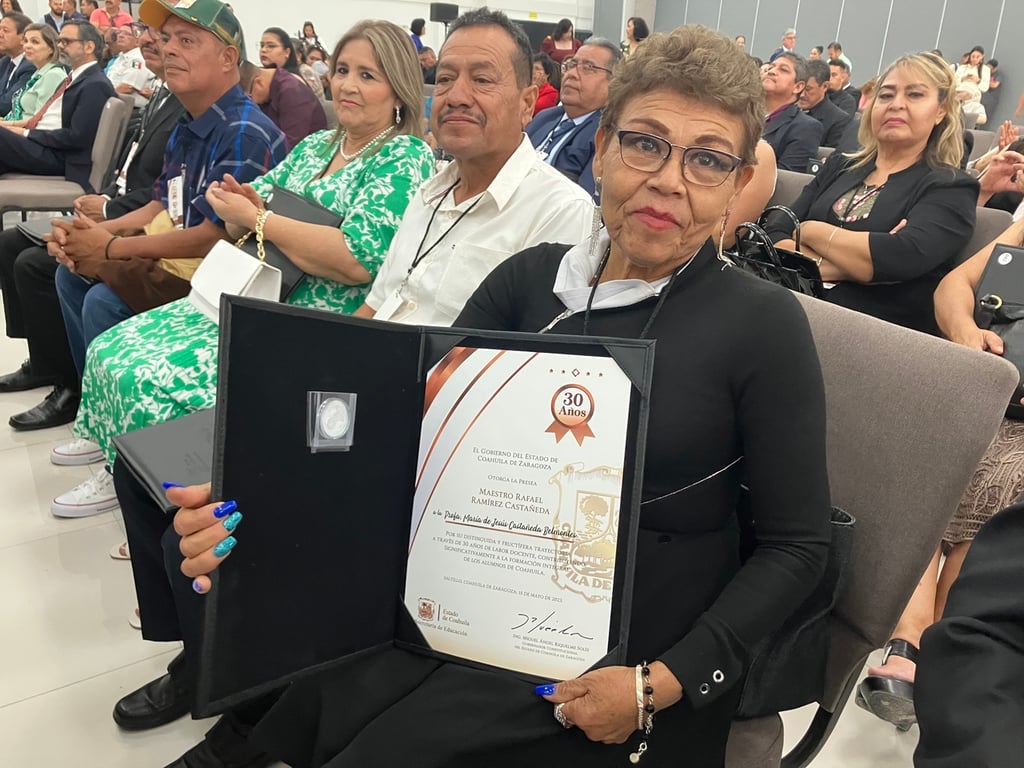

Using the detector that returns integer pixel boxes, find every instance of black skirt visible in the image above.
[252,645,740,768]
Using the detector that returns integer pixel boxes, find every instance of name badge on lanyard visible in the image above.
[167,174,185,230]
[116,141,140,195]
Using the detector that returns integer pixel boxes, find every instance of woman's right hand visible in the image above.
[169,483,242,594]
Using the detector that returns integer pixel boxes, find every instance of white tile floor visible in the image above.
[0,291,917,767]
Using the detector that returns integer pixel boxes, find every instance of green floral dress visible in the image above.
[74,130,434,462]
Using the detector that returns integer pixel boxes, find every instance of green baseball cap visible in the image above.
[139,0,244,52]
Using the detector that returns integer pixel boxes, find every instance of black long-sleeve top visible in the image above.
[455,240,832,712]
[764,155,978,334]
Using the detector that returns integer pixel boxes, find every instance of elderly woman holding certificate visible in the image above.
[174,26,830,768]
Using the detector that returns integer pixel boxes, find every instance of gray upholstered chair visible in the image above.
[956,207,1013,265]
[725,294,1019,768]
[967,129,997,162]
[0,96,132,228]
[768,169,813,209]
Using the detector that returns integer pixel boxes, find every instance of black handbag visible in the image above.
[237,186,344,301]
[976,292,1024,419]
[730,206,826,299]
[735,505,856,719]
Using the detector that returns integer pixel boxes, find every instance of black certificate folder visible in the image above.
[196,296,654,716]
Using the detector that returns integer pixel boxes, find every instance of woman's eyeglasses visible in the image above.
[615,129,743,187]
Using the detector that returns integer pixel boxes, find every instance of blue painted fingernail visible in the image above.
[222,511,242,533]
[213,536,237,557]
[162,481,184,489]
[213,500,237,519]
[192,579,205,593]
[534,684,556,696]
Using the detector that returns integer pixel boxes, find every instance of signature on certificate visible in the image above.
[511,610,594,640]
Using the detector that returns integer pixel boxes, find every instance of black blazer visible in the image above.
[101,91,185,219]
[806,96,853,149]
[915,500,1024,767]
[525,105,601,196]
[0,56,37,117]
[763,102,824,172]
[828,86,859,115]
[26,62,116,192]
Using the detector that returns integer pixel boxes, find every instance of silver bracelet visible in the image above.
[629,662,655,764]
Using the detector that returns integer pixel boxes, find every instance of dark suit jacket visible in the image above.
[763,102,824,172]
[25,62,116,191]
[806,96,852,148]
[102,91,185,219]
[915,500,1024,767]
[828,85,859,115]
[0,56,38,117]
[525,105,600,196]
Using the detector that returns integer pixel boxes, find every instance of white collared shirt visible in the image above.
[33,60,96,132]
[365,134,595,326]
[106,47,157,109]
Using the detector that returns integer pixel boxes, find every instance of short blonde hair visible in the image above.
[328,20,425,142]
[600,25,764,165]
[852,52,962,170]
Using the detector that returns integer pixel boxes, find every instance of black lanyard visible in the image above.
[405,178,484,281]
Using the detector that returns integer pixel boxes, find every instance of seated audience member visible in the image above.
[828,58,859,114]
[914,499,1024,766]
[80,0,97,19]
[418,45,435,84]
[89,0,131,32]
[0,11,35,115]
[800,58,851,148]
[106,12,594,764]
[258,26,321,98]
[0,0,284,508]
[248,64,326,150]
[981,58,1001,123]
[540,17,580,65]
[761,52,823,171]
[531,51,557,114]
[0,22,64,124]
[292,36,324,99]
[768,26,796,62]
[0,21,114,186]
[827,41,852,73]
[809,44,823,61]
[171,24,831,768]
[304,44,329,93]
[857,216,1024,731]
[0,21,181,443]
[954,46,990,125]
[526,38,620,196]
[106,23,157,109]
[1,0,22,10]
[62,0,87,22]
[66,19,433,493]
[40,0,69,31]
[764,52,977,335]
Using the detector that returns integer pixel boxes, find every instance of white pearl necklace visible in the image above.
[338,125,396,161]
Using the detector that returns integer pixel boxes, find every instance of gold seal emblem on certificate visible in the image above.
[546,384,596,445]
[550,464,622,603]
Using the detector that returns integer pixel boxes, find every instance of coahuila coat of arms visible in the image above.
[549,463,622,603]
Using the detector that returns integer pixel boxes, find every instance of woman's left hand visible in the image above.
[205,180,261,230]
[543,666,638,743]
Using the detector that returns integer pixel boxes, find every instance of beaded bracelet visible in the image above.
[629,662,654,764]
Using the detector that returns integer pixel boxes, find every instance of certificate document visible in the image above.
[404,345,634,680]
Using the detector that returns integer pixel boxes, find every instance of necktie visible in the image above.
[24,74,72,131]
[140,85,169,127]
[0,58,13,91]
[540,116,577,156]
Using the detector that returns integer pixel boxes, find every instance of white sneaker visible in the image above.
[51,470,119,518]
[50,438,104,466]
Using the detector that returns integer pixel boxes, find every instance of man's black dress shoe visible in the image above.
[162,715,275,768]
[0,359,51,393]
[113,671,191,731]
[8,386,80,431]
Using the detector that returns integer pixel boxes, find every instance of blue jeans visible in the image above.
[54,264,134,377]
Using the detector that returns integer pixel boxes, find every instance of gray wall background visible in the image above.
[596,0,1021,128]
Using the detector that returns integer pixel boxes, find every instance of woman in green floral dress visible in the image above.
[55,20,434,498]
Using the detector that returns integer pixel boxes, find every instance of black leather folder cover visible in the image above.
[195,296,654,716]
[112,408,216,514]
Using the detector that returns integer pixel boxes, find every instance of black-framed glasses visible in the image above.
[561,58,612,76]
[615,129,743,187]
[56,35,81,46]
